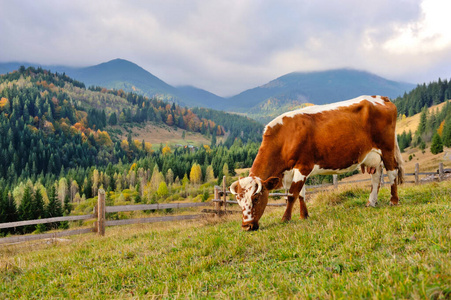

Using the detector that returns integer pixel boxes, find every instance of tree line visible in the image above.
[395,77,451,153]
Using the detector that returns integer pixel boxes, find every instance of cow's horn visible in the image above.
[255,178,262,194]
[230,181,238,195]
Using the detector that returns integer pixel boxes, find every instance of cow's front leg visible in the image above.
[281,195,296,222]
[289,180,308,219]
[366,164,383,207]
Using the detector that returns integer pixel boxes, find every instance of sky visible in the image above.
[1,0,451,97]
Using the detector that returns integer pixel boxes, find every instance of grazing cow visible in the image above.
[230,95,404,231]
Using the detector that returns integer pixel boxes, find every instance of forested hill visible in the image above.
[0,66,262,189]
[394,78,451,116]
[394,77,451,153]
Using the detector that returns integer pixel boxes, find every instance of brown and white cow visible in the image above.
[230,95,404,231]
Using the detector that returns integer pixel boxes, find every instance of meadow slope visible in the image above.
[1,181,450,299]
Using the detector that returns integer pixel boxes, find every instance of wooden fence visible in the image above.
[0,190,211,245]
[0,162,448,245]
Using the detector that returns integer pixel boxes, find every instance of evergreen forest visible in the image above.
[0,67,262,234]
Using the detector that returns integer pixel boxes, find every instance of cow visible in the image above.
[230,95,404,231]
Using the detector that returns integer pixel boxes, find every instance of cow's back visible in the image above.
[260,96,397,173]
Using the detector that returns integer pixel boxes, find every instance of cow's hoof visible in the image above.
[366,201,377,207]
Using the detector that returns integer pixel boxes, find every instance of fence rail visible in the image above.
[0,162,448,245]
[105,214,203,227]
[105,202,210,213]
[0,228,93,245]
[0,214,95,230]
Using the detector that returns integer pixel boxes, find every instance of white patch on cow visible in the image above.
[387,169,398,185]
[282,168,306,190]
[368,165,383,207]
[293,169,306,182]
[264,95,387,134]
[300,185,306,199]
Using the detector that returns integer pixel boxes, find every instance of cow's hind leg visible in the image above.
[390,181,399,206]
[381,150,400,205]
[299,184,308,219]
[366,164,383,207]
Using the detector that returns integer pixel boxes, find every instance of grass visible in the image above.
[1,181,450,299]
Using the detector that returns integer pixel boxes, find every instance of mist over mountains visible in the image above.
[0,59,415,115]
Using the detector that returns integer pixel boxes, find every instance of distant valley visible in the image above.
[0,59,415,121]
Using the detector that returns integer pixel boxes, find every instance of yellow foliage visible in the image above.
[203,145,211,153]
[162,144,171,155]
[144,142,153,153]
[95,130,113,147]
[190,163,202,185]
[438,120,445,136]
[130,163,138,172]
[27,125,39,133]
[134,140,142,150]
[121,140,129,150]
[0,97,9,110]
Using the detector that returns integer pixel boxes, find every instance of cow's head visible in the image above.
[230,176,279,231]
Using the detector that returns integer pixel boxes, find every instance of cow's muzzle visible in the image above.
[242,222,259,231]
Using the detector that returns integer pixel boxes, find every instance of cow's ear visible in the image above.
[263,177,280,190]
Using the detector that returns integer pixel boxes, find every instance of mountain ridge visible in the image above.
[0,59,416,115]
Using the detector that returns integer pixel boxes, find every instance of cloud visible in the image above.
[1,0,450,96]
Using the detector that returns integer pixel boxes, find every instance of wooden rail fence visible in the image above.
[0,190,212,245]
[0,162,448,245]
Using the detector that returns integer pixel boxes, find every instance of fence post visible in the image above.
[333,175,338,189]
[214,186,220,216]
[415,163,419,185]
[222,176,227,215]
[97,189,105,236]
[438,162,444,182]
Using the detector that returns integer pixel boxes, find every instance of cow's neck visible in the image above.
[249,147,286,181]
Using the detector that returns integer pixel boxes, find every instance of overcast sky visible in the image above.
[1,0,451,96]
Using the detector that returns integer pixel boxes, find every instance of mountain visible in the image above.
[0,61,416,116]
[226,69,416,112]
[66,59,184,103]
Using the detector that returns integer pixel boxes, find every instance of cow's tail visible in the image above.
[394,133,404,184]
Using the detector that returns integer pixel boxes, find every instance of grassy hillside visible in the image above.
[113,122,227,149]
[1,181,450,298]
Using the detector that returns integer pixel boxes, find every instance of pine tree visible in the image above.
[417,107,428,135]
[431,133,444,154]
[63,194,72,216]
[18,186,34,233]
[46,185,62,218]
[443,118,451,147]
[33,188,45,220]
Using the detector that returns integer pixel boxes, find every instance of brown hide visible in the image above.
[251,97,398,180]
